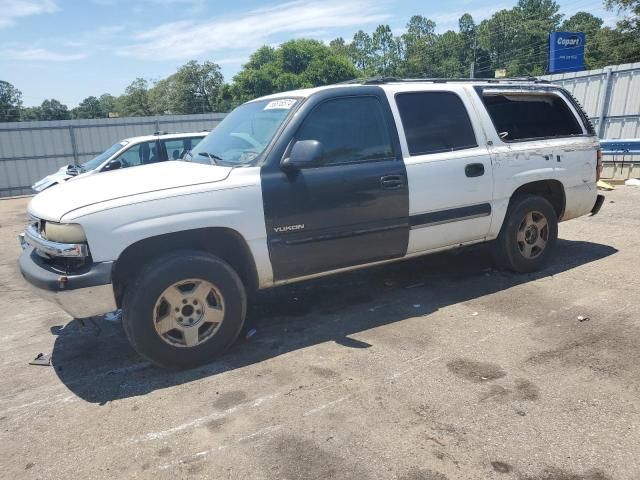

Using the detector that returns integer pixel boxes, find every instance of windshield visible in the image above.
[80,142,127,172]
[190,98,297,166]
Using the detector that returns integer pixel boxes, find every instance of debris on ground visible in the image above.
[471,312,479,317]
[29,353,51,366]
[597,179,616,191]
[245,328,257,341]
[104,310,122,322]
[412,304,422,308]
[404,282,424,289]
[625,178,640,186]
[577,315,590,322]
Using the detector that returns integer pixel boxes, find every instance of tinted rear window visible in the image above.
[481,92,583,141]
[395,92,477,156]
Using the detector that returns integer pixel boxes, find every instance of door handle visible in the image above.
[465,163,485,178]
[380,175,404,190]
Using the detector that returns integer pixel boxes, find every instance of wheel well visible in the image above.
[511,180,565,219]
[112,228,259,307]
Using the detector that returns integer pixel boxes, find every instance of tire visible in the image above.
[494,194,558,273]
[122,250,246,368]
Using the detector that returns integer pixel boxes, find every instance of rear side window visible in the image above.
[295,96,393,165]
[480,91,583,141]
[395,92,477,156]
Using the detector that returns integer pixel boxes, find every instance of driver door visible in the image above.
[261,93,410,281]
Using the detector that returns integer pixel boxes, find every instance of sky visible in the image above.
[0,0,619,107]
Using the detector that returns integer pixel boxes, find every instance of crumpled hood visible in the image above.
[29,161,232,222]
[32,166,72,192]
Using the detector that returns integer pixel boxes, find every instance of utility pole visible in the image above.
[470,35,477,79]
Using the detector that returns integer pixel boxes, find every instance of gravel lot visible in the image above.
[0,188,638,480]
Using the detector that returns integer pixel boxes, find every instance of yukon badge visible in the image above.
[273,224,305,233]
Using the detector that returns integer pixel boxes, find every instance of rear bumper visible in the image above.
[591,194,605,216]
[19,247,117,318]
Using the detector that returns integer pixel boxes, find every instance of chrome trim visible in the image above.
[26,282,117,318]
[23,224,89,258]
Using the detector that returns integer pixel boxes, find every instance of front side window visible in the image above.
[110,140,159,169]
[294,96,393,165]
[480,91,583,141]
[80,142,126,172]
[396,92,477,156]
[190,99,297,166]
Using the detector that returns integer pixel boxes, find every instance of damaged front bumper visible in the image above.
[18,241,117,318]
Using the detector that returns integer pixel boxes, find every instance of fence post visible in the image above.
[597,67,613,139]
[68,125,79,166]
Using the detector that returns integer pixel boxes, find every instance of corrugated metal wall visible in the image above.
[0,113,225,198]
[542,62,640,139]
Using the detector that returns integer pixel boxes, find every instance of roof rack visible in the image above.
[337,76,550,85]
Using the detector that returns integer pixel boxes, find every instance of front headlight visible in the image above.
[44,222,87,243]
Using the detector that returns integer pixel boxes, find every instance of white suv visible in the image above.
[19,78,604,368]
[32,131,207,192]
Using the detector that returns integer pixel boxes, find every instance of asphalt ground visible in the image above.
[0,187,638,480]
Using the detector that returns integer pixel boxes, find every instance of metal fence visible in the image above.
[0,113,225,198]
[541,62,640,139]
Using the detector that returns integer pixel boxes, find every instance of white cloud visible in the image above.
[0,0,58,28]
[118,0,390,60]
[0,47,87,61]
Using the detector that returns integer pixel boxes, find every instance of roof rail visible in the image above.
[337,76,550,85]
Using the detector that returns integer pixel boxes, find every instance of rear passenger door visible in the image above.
[261,92,409,281]
[391,90,494,254]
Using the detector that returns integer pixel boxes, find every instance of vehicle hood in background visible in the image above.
[31,166,72,192]
[28,161,233,222]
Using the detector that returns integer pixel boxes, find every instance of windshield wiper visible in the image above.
[198,152,224,165]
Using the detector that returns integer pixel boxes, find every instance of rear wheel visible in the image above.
[494,195,558,273]
[122,251,246,368]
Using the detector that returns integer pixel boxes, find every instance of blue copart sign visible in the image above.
[548,32,585,73]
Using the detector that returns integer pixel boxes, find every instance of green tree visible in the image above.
[98,94,116,117]
[0,80,23,122]
[148,76,176,115]
[372,25,401,76]
[38,99,71,120]
[401,15,437,76]
[172,60,224,113]
[115,78,151,117]
[561,12,605,68]
[351,30,374,73]
[329,37,352,59]
[232,39,357,103]
[73,96,103,119]
[20,107,40,121]
[478,0,563,77]
[606,0,640,37]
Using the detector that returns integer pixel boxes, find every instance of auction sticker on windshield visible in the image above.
[264,99,297,110]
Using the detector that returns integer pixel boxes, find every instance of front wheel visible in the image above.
[122,251,246,368]
[494,195,558,273]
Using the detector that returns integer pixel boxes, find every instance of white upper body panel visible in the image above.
[28,161,232,222]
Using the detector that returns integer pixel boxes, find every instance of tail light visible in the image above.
[596,148,602,181]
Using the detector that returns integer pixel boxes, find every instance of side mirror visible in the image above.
[103,159,122,171]
[281,140,323,171]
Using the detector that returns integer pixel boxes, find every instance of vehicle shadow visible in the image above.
[50,238,617,404]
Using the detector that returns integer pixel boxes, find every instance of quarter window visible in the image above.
[396,92,477,156]
[480,91,583,141]
[295,96,394,165]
